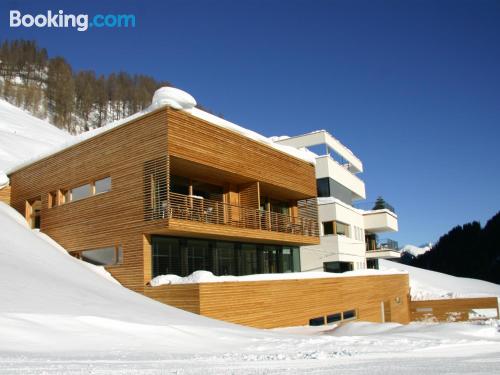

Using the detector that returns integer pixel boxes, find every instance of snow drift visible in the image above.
[0,202,267,354]
[380,259,500,301]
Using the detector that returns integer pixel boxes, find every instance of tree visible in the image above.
[75,70,97,130]
[47,57,75,131]
[372,196,387,210]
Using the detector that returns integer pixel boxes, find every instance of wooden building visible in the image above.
[8,102,320,294]
[6,89,416,327]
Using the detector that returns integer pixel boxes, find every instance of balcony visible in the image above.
[315,156,366,200]
[363,209,398,232]
[366,238,401,259]
[165,192,319,238]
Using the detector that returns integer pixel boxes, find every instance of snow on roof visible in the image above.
[150,268,406,287]
[6,88,315,175]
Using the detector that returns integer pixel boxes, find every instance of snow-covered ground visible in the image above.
[380,259,500,301]
[1,201,499,374]
[0,99,72,172]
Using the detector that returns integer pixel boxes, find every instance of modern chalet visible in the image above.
[7,88,320,294]
[3,88,418,328]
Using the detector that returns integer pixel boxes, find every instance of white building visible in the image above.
[275,130,400,272]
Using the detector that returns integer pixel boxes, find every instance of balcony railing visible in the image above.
[164,192,319,237]
[366,238,399,252]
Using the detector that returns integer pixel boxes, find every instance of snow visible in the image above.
[5,88,316,175]
[0,99,72,172]
[150,268,405,287]
[380,259,500,301]
[400,244,431,257]
[0,201,500,373]
[151,86,197,110]
[0,171,8,188]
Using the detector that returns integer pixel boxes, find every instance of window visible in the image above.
[309,317,325,326]
[95,177,112,194]
[26,198,41,229]
[323,221,334,235]
[336,221,349,237]
[48,191,58,208]
[322,220,349,237]
[343,309,356,320]
[80,246,122,266]
[186,239,213,275]
[327,313,342,324]
[151,236,299,277]
[57,176,112,206]
[316,178,330,198]
[71,183,92,202]
[216,241,237,276]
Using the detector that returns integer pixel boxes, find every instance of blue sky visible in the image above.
[2,0,500,246]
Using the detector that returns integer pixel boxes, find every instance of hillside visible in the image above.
[0,98,72,171]
[407,212,500,284]
[380,259,500,301]
[0,39,184,133]
[1,201,499,373]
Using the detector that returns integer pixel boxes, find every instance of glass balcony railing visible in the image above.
[366,238,399,252]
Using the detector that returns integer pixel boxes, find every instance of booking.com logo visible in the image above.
[9,10,136,32]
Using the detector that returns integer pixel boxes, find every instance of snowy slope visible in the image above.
[0,99,72,172]
[0,202,267,354]
[380,259,500,300]
[0,202,499,373]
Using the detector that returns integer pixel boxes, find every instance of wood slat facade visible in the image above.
[8,107,319,295]
[0,186,10,205]
[410,297,499,322]
[144,273,411,328]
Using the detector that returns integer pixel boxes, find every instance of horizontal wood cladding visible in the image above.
[9,109,170,291]
[166,108,317,199]
[0,186,11,205]
[162,218,320,246]
[144,284,200,314]
[146,274,410,328]
[410,297,499,322]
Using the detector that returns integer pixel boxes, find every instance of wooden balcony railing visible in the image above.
[164,192,319,237]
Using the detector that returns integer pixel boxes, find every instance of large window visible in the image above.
[216,241,237,275]
[151,236,300,277]
[240,244,258,275]
[186,239,212,275]
[152,237,182,276]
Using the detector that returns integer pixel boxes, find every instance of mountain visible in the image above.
[408,212,500,284]
[0,39,213,134]
[399,244,432,263]
[0,98,72,171]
